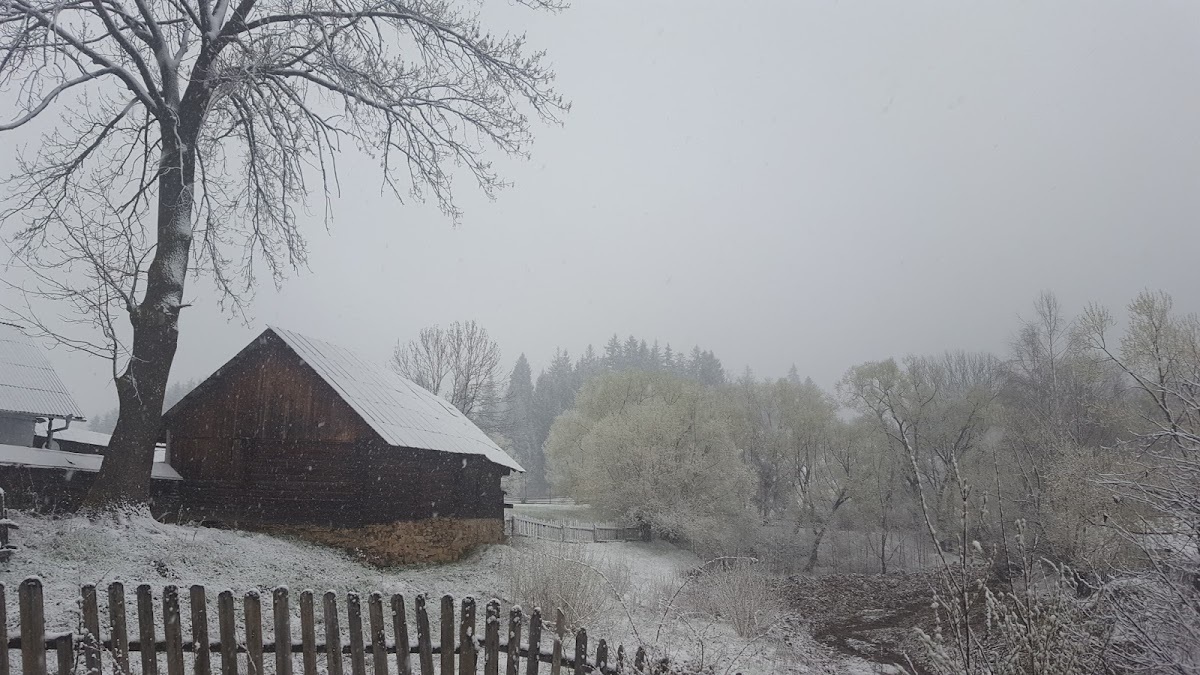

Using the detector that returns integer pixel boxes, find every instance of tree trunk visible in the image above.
[803,524,827,573]
[80,130,196,513]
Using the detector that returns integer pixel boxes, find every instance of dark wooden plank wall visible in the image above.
[166,337,508,528]
[0,466,180,515]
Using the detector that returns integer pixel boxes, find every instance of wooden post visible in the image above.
[55,633,72,675]
[439,595,454,675]
[458,598,476,675]
[0,489,9,549]
[19,578,46,675]
[368,594,388,675]
[390,595,410,675]
[633,648,645,674]
[108,582,130,675]
[245,591,264,675]
[217,592,238,675]
[300,591,318,675]
[190,586,211,675]
[81,584,101,675]
[164,585,186,675]
[137,584,158,675]
[413,595,434,675]
[273,588,293,675]
[347,593,366,675]
[616,646,625,674]
[549,610,564,675]
[524,609,541,675]
[571,629,586,675]
[0,584,8,675]
[594,640,607,673]
[322,593,343,675]
[591,524,598,543]
[482,600,500,675]
[505,607,522,675]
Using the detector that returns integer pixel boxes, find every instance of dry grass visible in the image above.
[500,543,613,629]
[682,560,779,638]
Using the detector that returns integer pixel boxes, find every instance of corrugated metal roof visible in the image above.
[269,327,523,472]
[0,324,84,420]
[0,443,181,480]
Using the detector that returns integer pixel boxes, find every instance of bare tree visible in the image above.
[393,320,502,425]
[0,0,567,511]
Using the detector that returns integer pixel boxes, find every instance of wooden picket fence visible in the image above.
[2,578,648,675]
[507,517,645,544]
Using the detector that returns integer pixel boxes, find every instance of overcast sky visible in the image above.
[5,0,1200,418]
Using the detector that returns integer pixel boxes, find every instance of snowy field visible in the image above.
[0,512,883,674]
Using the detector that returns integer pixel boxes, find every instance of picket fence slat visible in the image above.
[218,592,238,675]
[439,595,453,675]
[390,595,410,675]
[164,586,185,675]
[300,591,318,675]
[324,593,343,675]
[347,593,366,675]
[245,591,264,675]
[458,598,475,675]
[413,595,433,675]
[368,594,388,675]
[0,581,638,675]
[191,586,211,675]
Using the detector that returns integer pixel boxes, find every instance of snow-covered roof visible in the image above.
[269,327,522,472]
[0,444,181,480]
[0,324,84,420]
[33,421,111,448]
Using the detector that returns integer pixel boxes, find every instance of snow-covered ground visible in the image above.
[0,512,882,674]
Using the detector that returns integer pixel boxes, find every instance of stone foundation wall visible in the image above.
[275,517,504,565]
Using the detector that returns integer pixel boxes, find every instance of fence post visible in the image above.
[595,640,607,673]
[55,633,73,675]
[83,585,107,673]
[137,584,158,675]
[274,588,293,675]
[550,609,564,675]
[20,578,46,675]
[0,488,16,557]
[525,608,541,675]
[483,600,500,675]
[190,585,211,675]
[164,585,185,675]
[439,595,454,675]
[390,595,410,675]
[347,593,366,675]
[0,584,8,675]
[413,595,433,675]
[217,592,238,675]
[368,593,388,675]
[300,591,318,675]
[458,597,476,675]
[245,591,264,675]
[505,607,522,675]
[617,645,625,673]
[633,647,645,673]
[108,582,130,675]
[591,524,598,543]
[571,629,586,675]
[323,593,343,675]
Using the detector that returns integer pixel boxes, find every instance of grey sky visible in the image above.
[5,0,1200,417]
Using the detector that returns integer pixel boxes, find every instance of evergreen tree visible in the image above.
[502,354,539,486]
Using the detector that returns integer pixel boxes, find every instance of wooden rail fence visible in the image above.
[2,578,649,675]
[507,516,646,544]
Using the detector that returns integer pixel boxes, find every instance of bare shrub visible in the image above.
[683,560,778,638]
[599,556,634,600]
[501,544,611,629]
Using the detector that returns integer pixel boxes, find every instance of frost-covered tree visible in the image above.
[0,0,567,511]
[545,370,752,547]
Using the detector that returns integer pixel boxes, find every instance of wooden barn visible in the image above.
[163,327,523,563]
